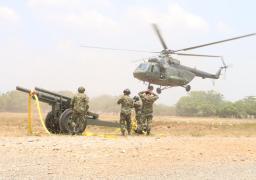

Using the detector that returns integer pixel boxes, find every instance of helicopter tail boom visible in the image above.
[213,68,223,79]
[189,56,228,79]
[195,64,229,79]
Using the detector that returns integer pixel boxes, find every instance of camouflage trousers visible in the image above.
[135,112,142,129]
[72,111,87,133]
[140,113,153,133]
[120,112,131,134]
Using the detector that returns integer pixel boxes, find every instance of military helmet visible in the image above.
[133,96,139,101]
[123,88,131,95]
[78,86,85,93]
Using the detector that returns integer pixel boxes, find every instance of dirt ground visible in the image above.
[1,112,256,179]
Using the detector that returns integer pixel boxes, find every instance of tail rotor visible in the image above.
[220,57,232,79]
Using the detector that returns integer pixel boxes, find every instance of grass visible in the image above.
[153,117,256,137]
[1,112,256,137]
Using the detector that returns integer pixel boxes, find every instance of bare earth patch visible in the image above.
[1,113,256,179]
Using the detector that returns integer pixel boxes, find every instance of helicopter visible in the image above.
[81,24,256,94]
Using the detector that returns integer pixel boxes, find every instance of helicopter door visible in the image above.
[148,64,161,80]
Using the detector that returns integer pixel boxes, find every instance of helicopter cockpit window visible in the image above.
[137,63,148,71]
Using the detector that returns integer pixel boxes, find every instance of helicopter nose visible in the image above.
[133,71,145,80]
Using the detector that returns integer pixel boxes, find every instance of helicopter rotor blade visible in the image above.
[174,33,256,52]
[80,45,159,53]
[152,23,168,50]
[174,52,222,58]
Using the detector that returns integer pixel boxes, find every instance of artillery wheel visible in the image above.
[59,108,87,135]
[45,111,60,134]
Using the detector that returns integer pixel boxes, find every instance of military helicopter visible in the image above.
[81,24,255,94]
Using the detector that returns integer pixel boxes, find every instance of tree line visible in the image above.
[0,90,255,118]
[176,91,256,118]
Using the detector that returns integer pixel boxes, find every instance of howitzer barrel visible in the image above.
[16,86,66,105]
[35,87,71,101]
[38,94,60,104]
[16,86,36,94]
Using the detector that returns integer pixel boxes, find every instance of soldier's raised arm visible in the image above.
[151,93,159,102]
[139,91,149,101]
[138,91,145,98]
[153,96,159,102]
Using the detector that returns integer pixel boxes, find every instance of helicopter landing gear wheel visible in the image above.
[148,84,154,91]
[185,85,191,92]
[156,87,162,94]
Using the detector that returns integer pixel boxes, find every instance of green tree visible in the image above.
[217,101,238,118]
[176,90,224,116]
[235,97,256,118]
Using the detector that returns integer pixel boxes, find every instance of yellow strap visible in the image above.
[33,94,51,135]
[83,131,118,139]
[27,94,32,135]
[131,117,137,131]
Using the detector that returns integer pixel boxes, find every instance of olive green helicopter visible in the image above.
[81,24,255,94]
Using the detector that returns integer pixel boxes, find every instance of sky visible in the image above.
[0,0,256,105]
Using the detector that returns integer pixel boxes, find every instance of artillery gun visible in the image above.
[16,86,101,135]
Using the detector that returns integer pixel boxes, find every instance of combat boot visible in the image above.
[146,130,151,136]
[135,128,142,134]
[121,130,126,136]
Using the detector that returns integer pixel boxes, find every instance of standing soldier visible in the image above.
[133,96,142,134]
[71,86,89,134]
[138,90,159,135]
[117,89,134,136]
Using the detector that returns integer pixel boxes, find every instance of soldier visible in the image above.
[133,96,142,134]
[138,90,159,135]
[71,86,89,134]
[117,89,134,136]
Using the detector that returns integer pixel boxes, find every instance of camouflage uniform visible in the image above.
[71,90,89,133]
[139,91,159,134]
[117,95,134,135]
[133,100,142,131]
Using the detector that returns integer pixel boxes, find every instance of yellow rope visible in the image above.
[131,117,137,132]
[27,93,32,135]
[33,94,51,135]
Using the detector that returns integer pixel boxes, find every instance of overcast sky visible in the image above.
[0,0,256,105]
